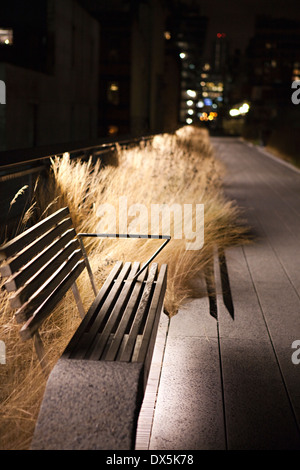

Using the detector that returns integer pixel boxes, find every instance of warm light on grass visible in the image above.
[0,126,247,449]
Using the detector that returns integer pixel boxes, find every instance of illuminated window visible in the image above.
[186,89,196,98]
[0,28,13,45]
[108,125,119,135]
[107,82,120,105]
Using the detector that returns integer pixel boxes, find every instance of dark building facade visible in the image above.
[0,0,99,151]
[243,15,300,141]
[80,0,180,137]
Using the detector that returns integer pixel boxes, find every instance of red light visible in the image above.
[217,33,226,38]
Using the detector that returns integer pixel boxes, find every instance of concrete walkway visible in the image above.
[136,137,300,450]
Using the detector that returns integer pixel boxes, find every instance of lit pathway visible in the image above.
[136,137,300,450]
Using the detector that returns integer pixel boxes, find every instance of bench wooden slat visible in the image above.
[15,249,83,323]
[104,266,148,361]
[118,263,158,362]
[134,263,167,363]
[88,261,141,360]
[0,207,69,261]
[62,261,124,359]
[67,262,132,359]
[9,239,80,308]
[19,260,86,340]
[0,218,73,277]
[4,228,77,292]
[116,333,130,361]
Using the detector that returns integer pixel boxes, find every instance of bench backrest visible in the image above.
[0,207,89,346]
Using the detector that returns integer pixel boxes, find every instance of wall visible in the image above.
[0,0,99,151]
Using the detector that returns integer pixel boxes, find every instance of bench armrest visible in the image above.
[77,233,171,281]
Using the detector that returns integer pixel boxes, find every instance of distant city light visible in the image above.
[180,52,186,59]
[187,109,194,115]
[239,103,250,114]
[199,111,218,122]
[164,31,171,40]
[229,109,240,117]
[109,83,119,91]
[186,100,194,106]
[0,28,13,46]
[186,118,193,124]
[196,100,204,108]
[204,98,212,106]
[229,103,250,117]
[186,89,196,98]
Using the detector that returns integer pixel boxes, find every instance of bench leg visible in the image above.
[33,331,50,375]
[71,282,85,319]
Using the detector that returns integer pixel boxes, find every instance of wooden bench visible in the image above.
[0,206,169,450]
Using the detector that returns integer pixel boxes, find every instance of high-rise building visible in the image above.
[165,2,208,125]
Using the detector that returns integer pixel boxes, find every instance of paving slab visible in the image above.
[149,298,225,450]
[220,336,300,450]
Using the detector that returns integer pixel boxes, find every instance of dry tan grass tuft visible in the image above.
[0,126,247,449]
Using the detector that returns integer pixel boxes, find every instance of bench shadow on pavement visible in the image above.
[204,247,234,321]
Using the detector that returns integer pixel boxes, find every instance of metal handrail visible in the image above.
[0,129,177,171]
[77,232,171,282]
